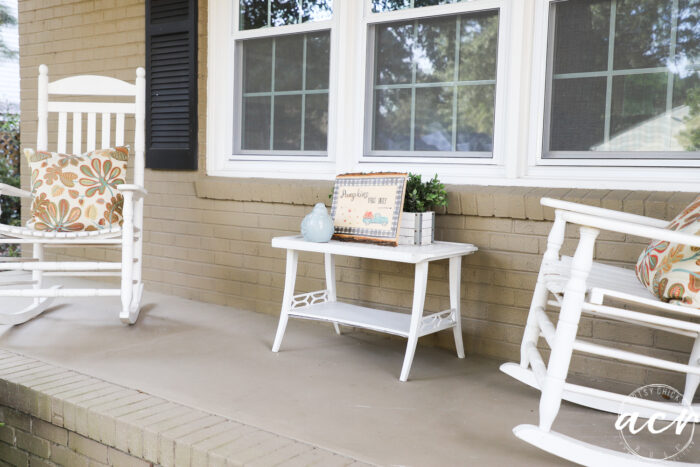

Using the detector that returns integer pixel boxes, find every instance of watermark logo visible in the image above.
[616,384,698,461]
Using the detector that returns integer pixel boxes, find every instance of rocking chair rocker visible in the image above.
[500,197,700,466]
[0,65,146,325]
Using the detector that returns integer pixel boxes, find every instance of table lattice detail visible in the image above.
[291,290,329,309]
[419,309,457,335]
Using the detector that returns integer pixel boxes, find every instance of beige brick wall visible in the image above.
[17,0,698,390]
[0,405,152,466]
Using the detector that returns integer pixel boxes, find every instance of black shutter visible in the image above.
[145,0,198,170]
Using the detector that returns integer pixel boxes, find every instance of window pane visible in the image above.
[305,32,330,90]
[414,17,456,84]
[607,73,668,151]
[372,0,468,13]
[304,93,329,150]
[549,78,607,151]
[414,87,453,151]
[275,35,304,91]
[273,95,302,150]
[302,0,332,22]
[242,96,271,150]
[239,0,333,30]
[546,0,700,156]
[676,71,700,151]
[552,0,610,74]
[238,31,330,153]
[372,0,410,12]
[457,84,495,152]
[459,11,500,81]
[240,0,268,30]
[677,0,700,67]
[370,10,499,155]
[614,0,672,70]
[375,21,414,85]
[374,88,412,150]
[243,38,272,93]
[271,0,299,27]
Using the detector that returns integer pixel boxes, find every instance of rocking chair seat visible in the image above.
[544,255,700,318]
[0,223,125,241]
[545,256,651,301]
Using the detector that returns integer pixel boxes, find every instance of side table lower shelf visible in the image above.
[290,301,412,337]
[288,299,460,339]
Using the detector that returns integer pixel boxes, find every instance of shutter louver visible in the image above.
[146,0,198,170]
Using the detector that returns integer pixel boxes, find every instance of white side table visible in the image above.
[271,235,478,381]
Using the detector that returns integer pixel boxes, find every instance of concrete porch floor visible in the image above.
[0,279,683,466]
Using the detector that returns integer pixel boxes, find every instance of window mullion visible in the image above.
[666,0,680,148]
[270,39,276,151]
[371,23,380,151]
[301,34,308,151]
[410,20,418,152]
[452,15,461,152]
[376,79,494,89]
[603,0,617,143]
[267,0,272,27]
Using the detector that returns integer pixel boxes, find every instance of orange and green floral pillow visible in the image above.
[24,147,129,232]
[636,196,700,308]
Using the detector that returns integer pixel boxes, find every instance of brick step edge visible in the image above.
[0,348,370,467]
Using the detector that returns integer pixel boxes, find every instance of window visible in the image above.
[233,1,333,157]
[544,0,700,158]
[368,10,499,157]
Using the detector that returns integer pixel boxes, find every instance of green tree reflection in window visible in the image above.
[547,0,700,155]
[239,0,332,30]
[372,0,469,13]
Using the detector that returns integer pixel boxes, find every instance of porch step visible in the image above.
[0,348,372,467]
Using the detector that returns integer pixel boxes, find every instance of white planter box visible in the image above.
[399,211,434,245]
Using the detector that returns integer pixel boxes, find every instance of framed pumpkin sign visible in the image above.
[330,172,408,246]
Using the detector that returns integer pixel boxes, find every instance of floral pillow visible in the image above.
[24,147,129,232]
[636,196,700,307]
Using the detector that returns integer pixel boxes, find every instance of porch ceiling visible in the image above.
[0,278,628,466]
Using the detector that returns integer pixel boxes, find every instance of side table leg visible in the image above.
[450,256,465,359]
[400,261,429,382]
[324,253,341,335]
[272,249,299,352]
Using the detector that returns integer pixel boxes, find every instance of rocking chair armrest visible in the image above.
[0,183,32,199]
[117,184,147,199]
[560,210,700,248]
[541,197,668,228]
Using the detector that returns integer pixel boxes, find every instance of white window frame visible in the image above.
[207,0,341,179]
[359,1,507,163]
[208,0,517,183]
[347,0,518,185]
[523,0,700,190]
[207,0,700,191]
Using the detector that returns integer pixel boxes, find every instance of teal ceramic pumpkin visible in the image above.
[301,203,334,242]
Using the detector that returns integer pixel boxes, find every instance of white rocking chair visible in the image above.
[0,65,146,325]
[500,197,700,466]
